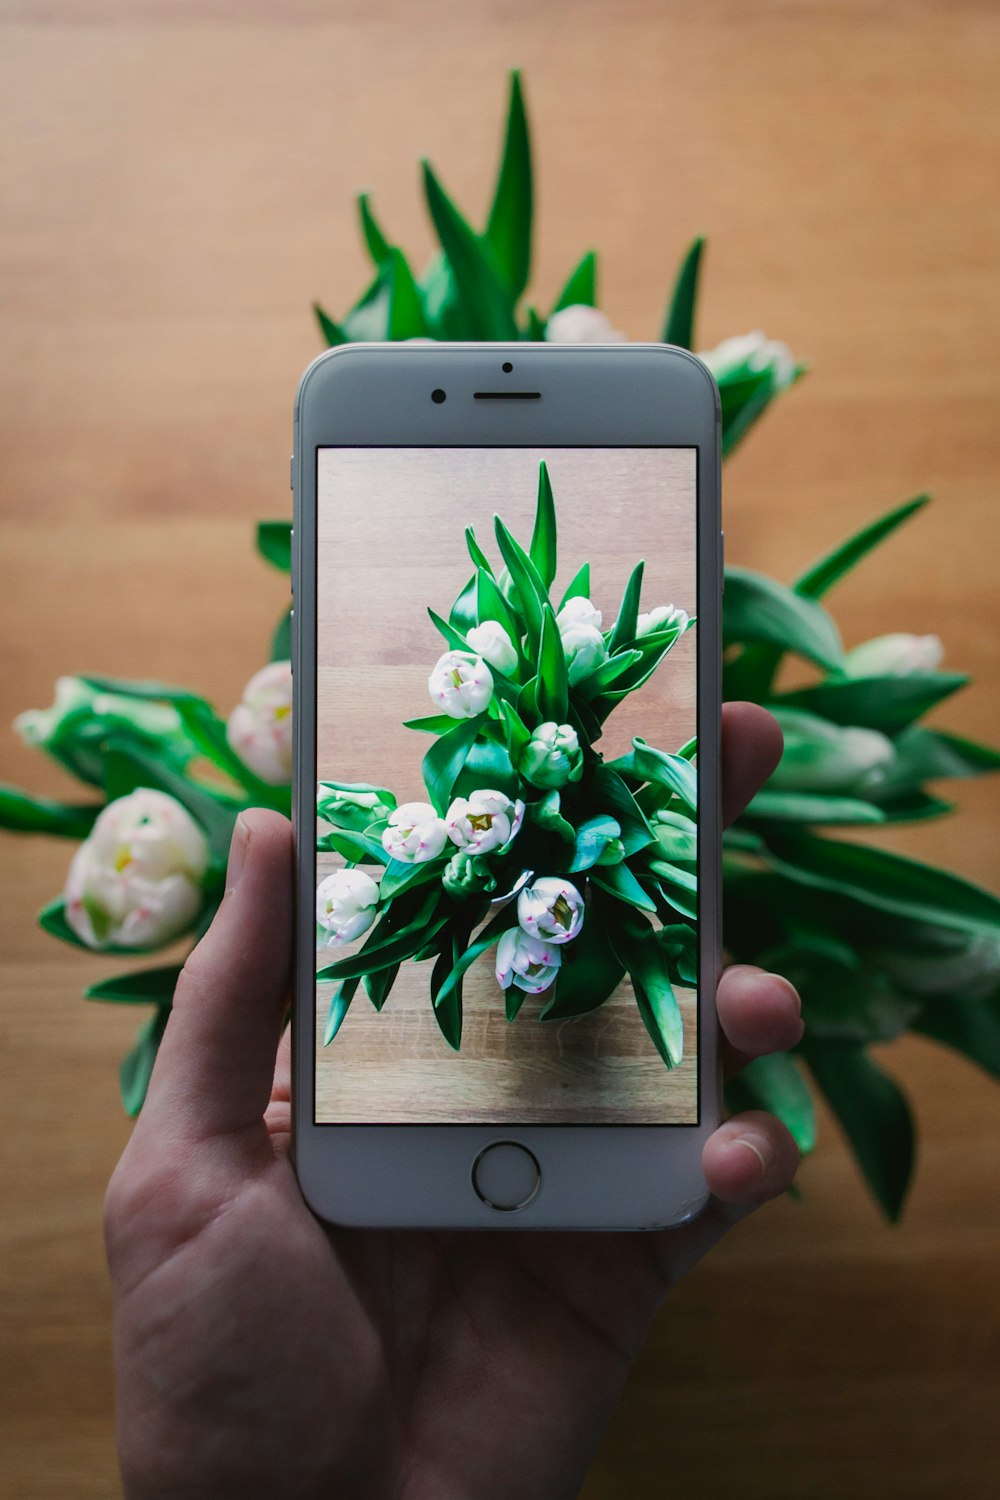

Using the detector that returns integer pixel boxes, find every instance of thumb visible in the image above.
[138,808,293,1146]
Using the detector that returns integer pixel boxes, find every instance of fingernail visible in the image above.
[226,814,250,893]
[769,973,802,1016]
[733,1133,775,1177]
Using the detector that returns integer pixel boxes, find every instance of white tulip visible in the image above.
[842,633,944,679]
[555,595,603,632]
[559,622,609,685]
[495,927,563,994]
[545,305,627,344]
[770,709,895,794]
[465,620,518,675]
[698,331,797,390]
[381,802,449,863]
[226,660,293,785]
[428,650,494,719]
[445,789,524,856]
[315,868,380,947]
[63,788,209,950]
[636,604,689,638]
[517,876,585,945]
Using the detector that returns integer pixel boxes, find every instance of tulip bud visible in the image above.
[445,789,524,856]
[381,802,449,863]
[698,331,797,390]
[770,709,895,794]
[559,622,609,685]
[517,876,585,945]
[650,808,698,867]
[63,788,209,950]
[518,721,584,790]
[636,604,689,638]
[15,676,190,787]
[495,927,563,994]
[465,620,518,676]
[842,633,944,679]
[544,305,628,345]
[555,595,603,633]
[226,661,293,786]
[441,850,498,899]
[315,867,380,947]
[428,650,494,719]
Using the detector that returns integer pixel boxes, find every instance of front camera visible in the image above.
[502,361,513,373]
[432,388,446,404]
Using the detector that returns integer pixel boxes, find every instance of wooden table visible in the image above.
[2,2,999,1495]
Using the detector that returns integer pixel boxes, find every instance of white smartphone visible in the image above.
[291,341,722,1230]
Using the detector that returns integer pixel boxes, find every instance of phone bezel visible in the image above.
[292,342,722,1230]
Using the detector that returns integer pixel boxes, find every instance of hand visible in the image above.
[104,701,802,1500]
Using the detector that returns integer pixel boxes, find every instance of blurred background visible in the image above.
[2,2,998,1495]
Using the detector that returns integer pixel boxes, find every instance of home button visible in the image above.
[472,1142,541,1212]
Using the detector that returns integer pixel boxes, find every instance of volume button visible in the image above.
[719,530,725,594]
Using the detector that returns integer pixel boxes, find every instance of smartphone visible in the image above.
[290,341,722,1230]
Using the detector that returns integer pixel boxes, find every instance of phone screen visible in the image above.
[313,446,700,1125]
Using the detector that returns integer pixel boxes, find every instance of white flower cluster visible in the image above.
[495,876,586,995]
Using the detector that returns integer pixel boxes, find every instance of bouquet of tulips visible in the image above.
[314,465,697,1065]
[3,69,998,1222]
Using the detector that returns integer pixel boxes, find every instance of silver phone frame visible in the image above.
[291,341,723,1230]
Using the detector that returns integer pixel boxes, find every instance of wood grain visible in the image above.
[2,3,999,1496]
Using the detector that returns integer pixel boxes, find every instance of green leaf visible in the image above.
[0,783,101,839]
[529,461,557,589]
[743,789,886,825]
[576,649,643,700]
[176,698,289,808]
[661,235,705,350]
[377,857,444,902]
[725,1051,816,1153]
[420,160,519,341]
[607,560,644,654]
[385,247,432,340]
[540,899,624,1019]
[340,263,394,342]
[428,606,472,654]
[319,829,389,865]
[568,815,622,873]
[402,714,459,736]
[313,302,348,346]
[724,566,843,672]
[536,605,569,723]
[607,738,698,812]
[476,567,523,647]
[271,609,292,663]
[433,907,517,1013]
[501,699,532,760]
[85,966,183,1005]
[493,515,548,649]
[772,673,968,735]
[557,562,591,611]
[794,495,930,600]
[756,936,920,1045]
[551,250,597,313]
[607,909,684,1066]
[466,527,495,576]
[483,69,533,300]
[452,738,518,801]
[120,1005,171,1116]
[364,963,400,1013]
[357,191,392,266]
[913,990,1000,1082]
[588,765,657,855]
[256,520,292,572]
[804,1044,915,1221]
[323,977,360,1044]
[422,714,486,815]
[645,862,698,921]
[528,788,576,844]
[761,828,1000,940]
[449,573,479,634]
[591,861,658,913]
[523,305,546,340]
